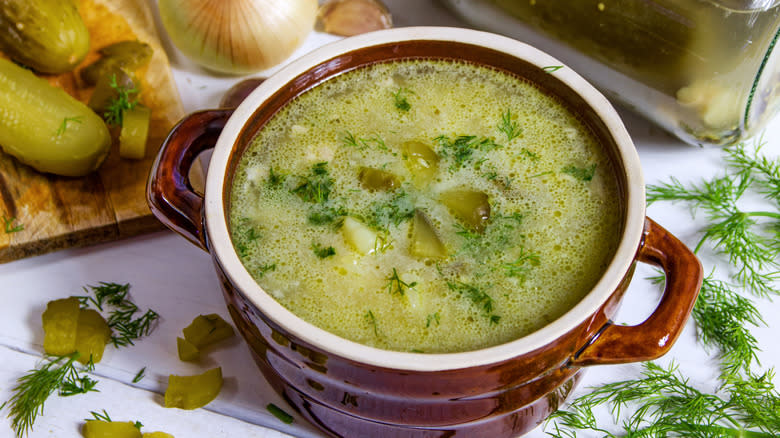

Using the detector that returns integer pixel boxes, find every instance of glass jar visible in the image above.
[442,0,780,146]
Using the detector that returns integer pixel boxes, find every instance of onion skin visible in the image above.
[158,0,318,75]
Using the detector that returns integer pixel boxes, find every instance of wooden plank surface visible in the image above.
[0,0,184,263]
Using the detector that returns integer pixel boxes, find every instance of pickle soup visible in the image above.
[229,60,622,353]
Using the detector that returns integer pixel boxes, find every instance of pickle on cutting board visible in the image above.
[164,367,223,410]
[80,40,153,86]
[0,0,90,74]
[82,420,142,438]
[42,297,81,356]
[0,58,111,176]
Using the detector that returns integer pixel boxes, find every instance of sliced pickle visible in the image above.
[81,40,153,86]
[74,309,112,364]
[409,210,446,259]
[401,141,439,188]
[82,420,142,438]
[182,314,235,349]
[42,297,81,356]
[342,216,378,255]
[119,104,151,159]
[440,189,491,232]
[358,167,399,191]
[176,336,200,362]
[164,367,223,410]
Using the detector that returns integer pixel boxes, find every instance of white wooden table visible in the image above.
[1,1,778,437]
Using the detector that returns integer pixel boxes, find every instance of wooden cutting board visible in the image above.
[0,0,185,263]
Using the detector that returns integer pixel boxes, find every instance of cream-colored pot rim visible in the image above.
[205,27,646,372]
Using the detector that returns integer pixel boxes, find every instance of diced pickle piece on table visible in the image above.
[75,309,112,364]
[82,420,142,438]
[409,210,446,259]
[88,69,136,115]
[440,189,490,233]
[401,141,439,187]
[358,167,399,191]
[81,40,153,86]
[42,297,81,356]
[119,105,151,159]
[182,314,235,349]
[176,336,200,362]
[164,367,223,410]
[143,433,174,438]
[342,216,378,255]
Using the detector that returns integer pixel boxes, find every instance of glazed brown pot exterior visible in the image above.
[147,28,703,437]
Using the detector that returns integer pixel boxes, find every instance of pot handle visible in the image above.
[570,217,703,366]
[147,109,234,251]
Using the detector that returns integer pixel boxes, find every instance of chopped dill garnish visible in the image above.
[104,74,138,127]
[369,190,415,228]
[2,215,24,233]
[518,148,540,161]
[503,247,540,279]
[385,268,417,295]
[76,282,159,347]
[267,167,287,188]
[341,131,389,151]
[542,65,564,73]
[308,205,347,225]
[530,170,554,178]
[562,163,597,181]
[446,280,498,322]
[426,312,440,328]
[86,409,112,422]
[312,242,336,259]
[267,403,294,424]
[392,87,414,112]
[4,353,98,437]
[435,135,503,171]
[498,109,522,141]
[132,367,146,383]
[55,116,82,136]
[292,162,333,204]
[257,263,276,278]
[365,310,379,336]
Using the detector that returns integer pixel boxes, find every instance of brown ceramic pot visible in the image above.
[147,28,703,437]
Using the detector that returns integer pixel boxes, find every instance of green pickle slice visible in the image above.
[42,297,81,356]
[182,314,235,349]
[119,105,151,159]
[176,336,200,362]
[164,367,223,410]
[75,309,112,364]
[82,420,142,438]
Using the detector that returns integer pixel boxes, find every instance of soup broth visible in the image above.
[229,60,622,353]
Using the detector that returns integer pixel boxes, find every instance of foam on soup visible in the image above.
[229,60,622,353]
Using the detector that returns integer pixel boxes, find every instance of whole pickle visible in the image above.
[80,40,153,86]
[0,0,90,74]
[0,58,111,177]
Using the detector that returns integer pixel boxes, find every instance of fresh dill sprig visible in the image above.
[132,367,146,383]
[369,190,415,228]
[502,247,540,280]
[341,131,390,151]
[445,280,499,324]
[392,87,413,112]
[547,361,780,437]
[365,310,379,337]
[426,312,440,328]
[104,74,138,126]
[55,116,82,136]
[267,167,287,188]
[498,109,522,142]
[292,162,333,204]
[562,164,597,181]
[435,135,503,171]
[2,215,24,233]
[385,268,417,295]
[86,409,112,422]
[312,242,336,259]
[4,353,99,437]
[77,282,160,347]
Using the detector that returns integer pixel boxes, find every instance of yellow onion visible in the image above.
[158,0,318,74]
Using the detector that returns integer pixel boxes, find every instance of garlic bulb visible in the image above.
[158,0,318,74]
